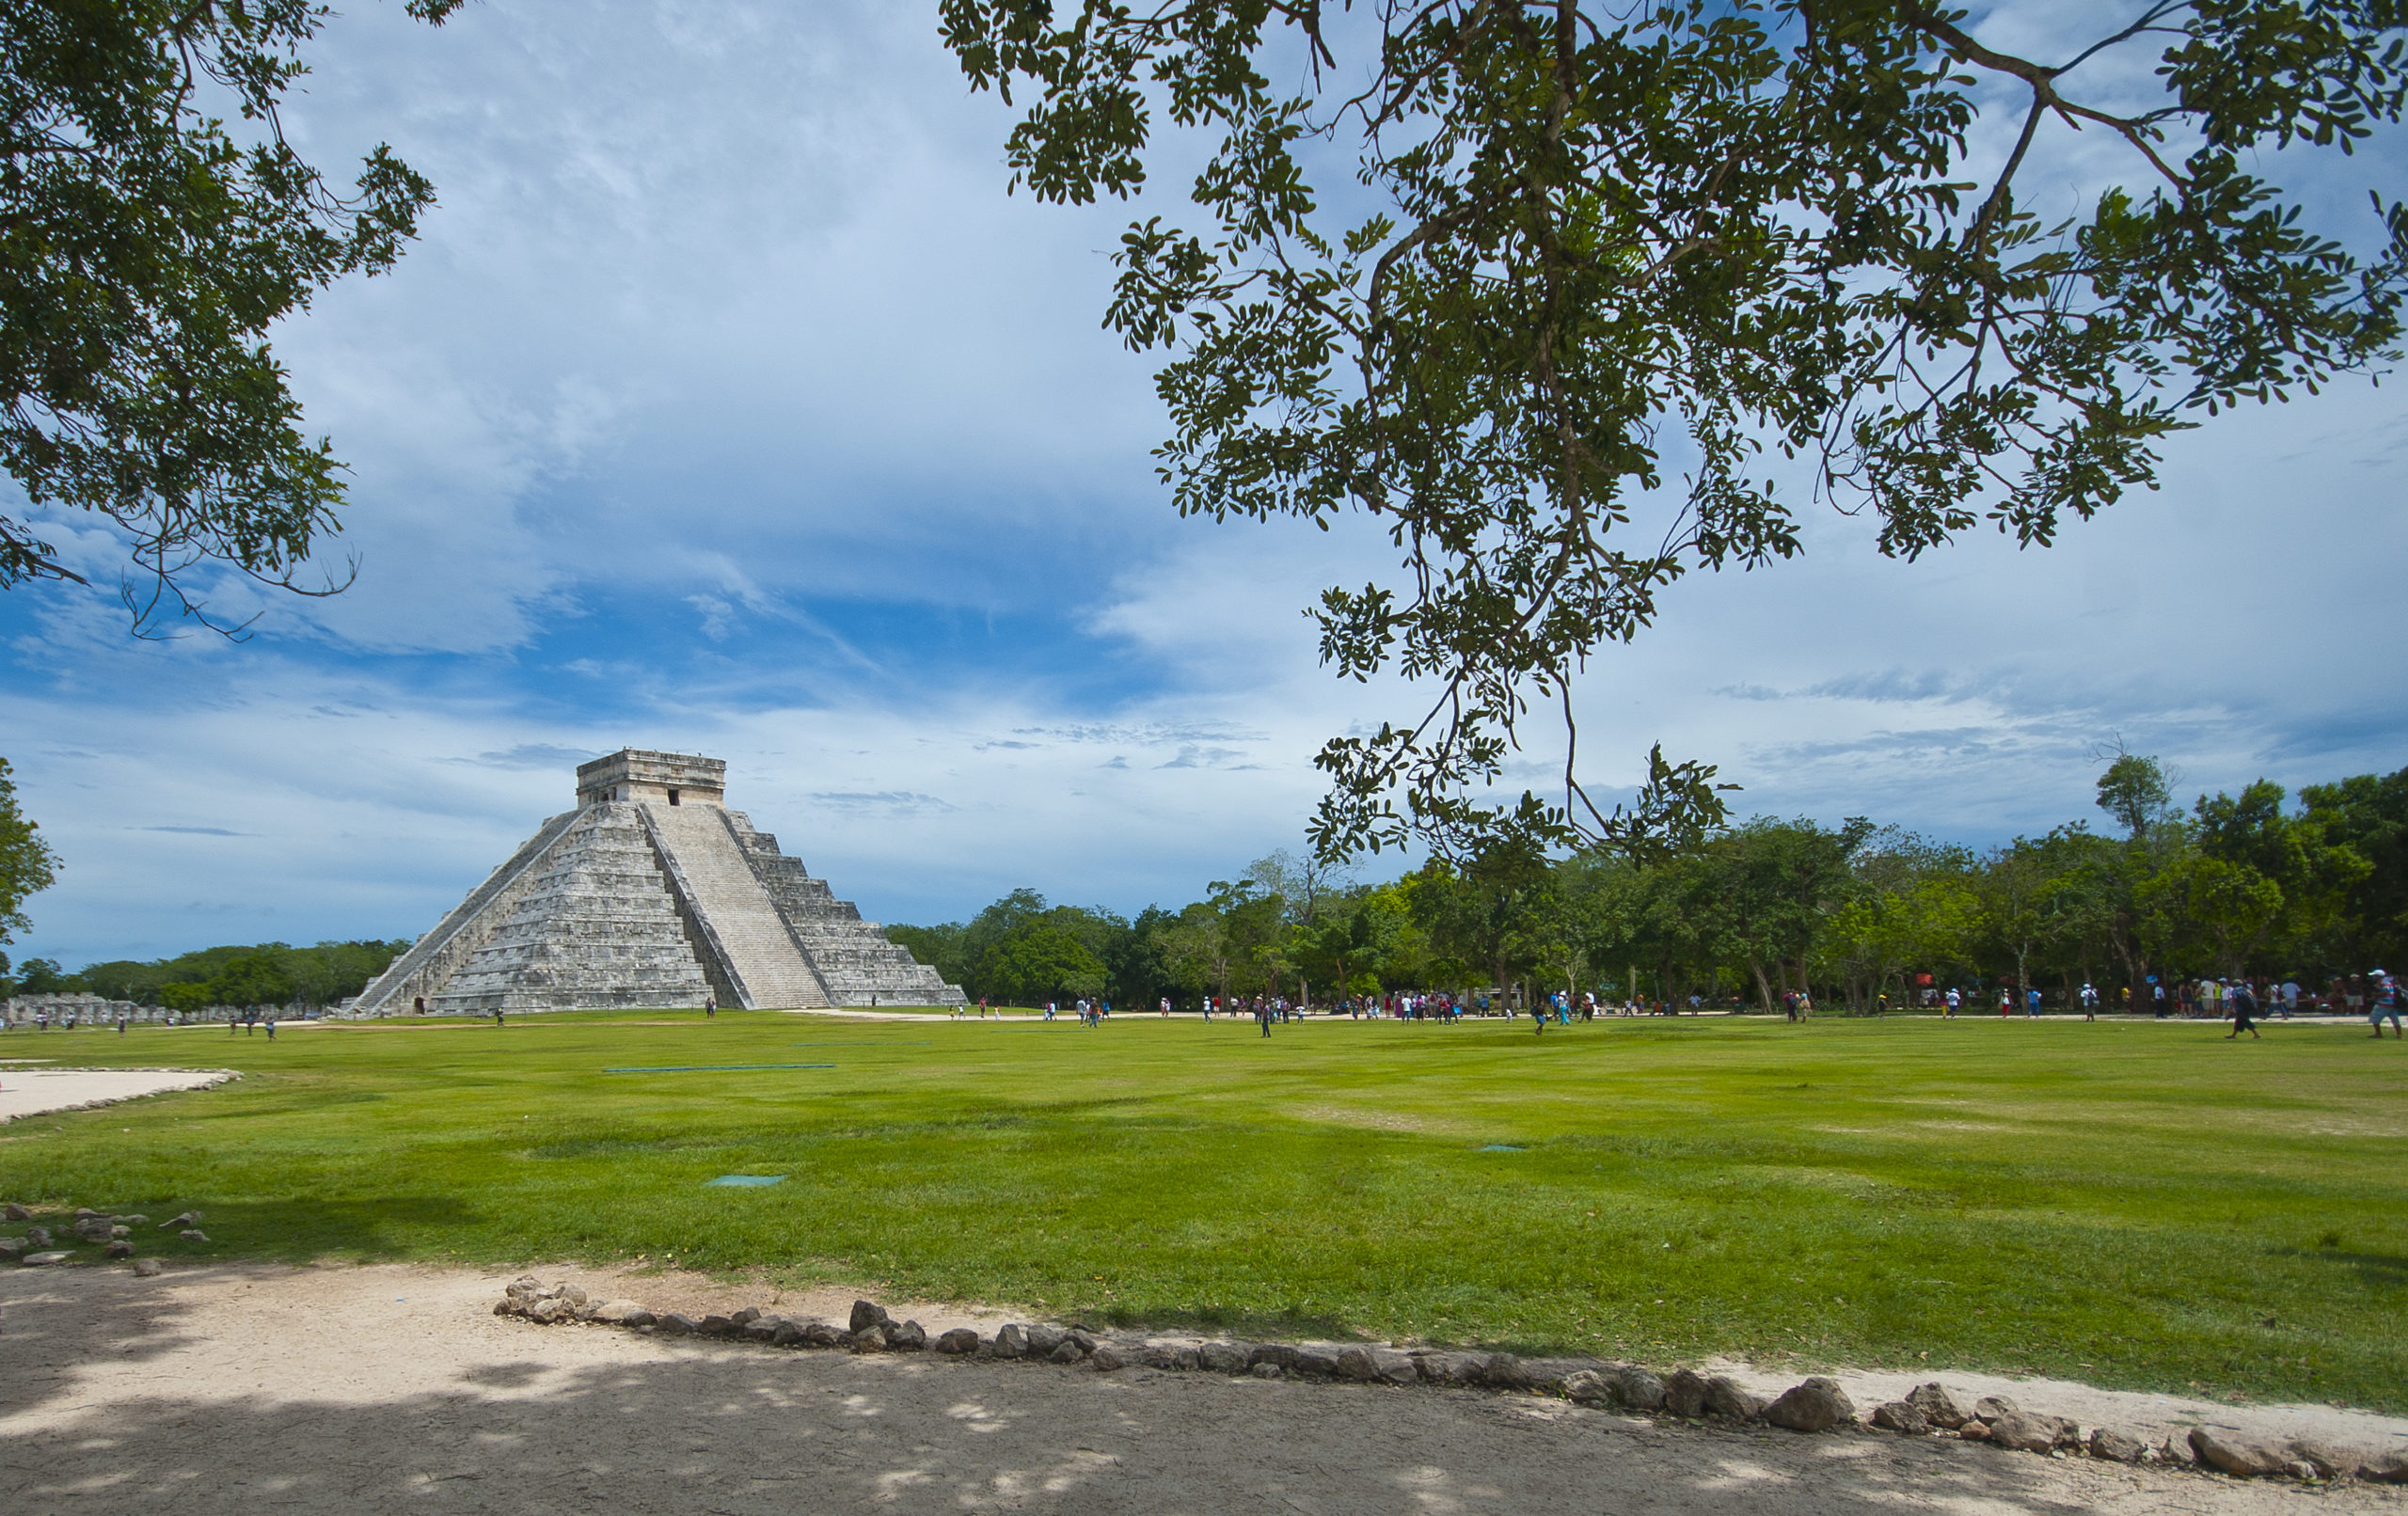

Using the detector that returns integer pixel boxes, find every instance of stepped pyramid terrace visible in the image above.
[353,750,964,1014]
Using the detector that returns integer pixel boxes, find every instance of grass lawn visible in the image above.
[2,1010,2401,1410]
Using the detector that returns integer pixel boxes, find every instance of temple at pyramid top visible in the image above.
[574,749,725,809]
[351,749,964,1015]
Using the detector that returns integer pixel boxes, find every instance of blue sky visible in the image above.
[3,1,2403,968]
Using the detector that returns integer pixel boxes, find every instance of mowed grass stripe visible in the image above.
[2,1012,2400,1410]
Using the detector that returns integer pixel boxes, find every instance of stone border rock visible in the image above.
[492,1280,2406,1487]
[3,1202,202,1272]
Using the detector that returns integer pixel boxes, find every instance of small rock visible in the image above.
[1167,1345,1201,1371]
[505,1274,546,1299]
[589,1300,654,1326]
[1988,1411,2061,1453]
[1198,1341,1250,1376]
[656,1312,700,1335]
[889,1319,928,1352]
[800,1322,846,1348]
[725,1304,756,1325]
[1764,1378,1854,1432]
[2,1202,29,1221]
[1613,1366,1667,1410]
[1665,1368,1709,1418]
[936,1327,981,1354]
[1481,1352,1532,1391]
[1048,1339,1087,1365]
[1335,1347,1380,1382]
[1704,1375,1766,1421]
[1416,1351,1488,1386]
[0,1239,24,1259]
[2158,1435,2196,1465]
[104,1240,134,1259]
[109,1224,132,1240]
[1957,1421,1992,1442]
[697,1314,740,1336]
[523,1298,571,1324]
[1906,1382,1968,1429]
[848,1300,892,1334]
[1972,1395,2020,1422]
[991,1324,1028,1358]
[1249,1344,1298,1370]
[1250,1361,1283,1378]
[1089,1343,1126,1372]
[1291,1347,1340,1378]
[132,1257,164,1278]
[2285,1439,2344,1478]
[1066,1328,1099,1353]
[2190,1427,2284,1477]
[73,1208,101,1218]
[742,1317,784,1342]
[25,1226,53,1248]
[2356,1449,2408,1484]
[120,1214,148,1226]
[160,1210,200,1229]
[1561,1370,1614,1407]
[1872,1401,1931,1435]
[850,1322,889,1353]
[2284,1461,2321,1482]
[1370,1349,1418,1386]
[179,1228,208,1243]
[1025,1324,1068,1357]
[21,1251,71,1267]
[770,1319,807,1346]
[2089,1428,2146,1463]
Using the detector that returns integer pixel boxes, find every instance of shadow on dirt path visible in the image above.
[0,1262,2386,1514]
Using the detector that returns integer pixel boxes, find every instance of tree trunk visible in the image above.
[1748,958,1776,1014]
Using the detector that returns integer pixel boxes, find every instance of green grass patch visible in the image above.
[3,1012,2401,1409]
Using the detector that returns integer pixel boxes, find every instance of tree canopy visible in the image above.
[1,0,461,632]
[943,0,2408,860]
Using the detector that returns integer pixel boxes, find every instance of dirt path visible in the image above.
[0,1066,236,1124]
[1,1262,2397,1514]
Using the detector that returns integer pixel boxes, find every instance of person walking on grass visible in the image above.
[2225,979,2260,1039]
[1257,998,1273,1037]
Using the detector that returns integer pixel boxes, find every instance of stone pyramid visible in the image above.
[354,750,963,1013]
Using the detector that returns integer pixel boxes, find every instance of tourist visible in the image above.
[704,992,716,1019]
[2280,979,2300,1019]
[1160,997,1171,1018]
[118,1013,128,1035]
[1943,987,1958,1018]
[495,1008,505,1027]
[2371,970,2401,1038]
[1044,1001,1056,1020]
[2225,980,2261,1039]
[2079,983,2099,1019]
[2027,986,2043,1016]
[265,1013,277,1040]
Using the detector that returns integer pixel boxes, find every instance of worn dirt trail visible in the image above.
[2,1261,2399,1514]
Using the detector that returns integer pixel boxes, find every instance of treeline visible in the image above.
[3,940,413,1009]
[894,757,2407,1011]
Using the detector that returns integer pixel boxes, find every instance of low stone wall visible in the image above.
[493,1279,2407,1487]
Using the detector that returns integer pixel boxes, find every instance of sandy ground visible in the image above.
[0,1066,237,1123]
[2,1262,2400,1515]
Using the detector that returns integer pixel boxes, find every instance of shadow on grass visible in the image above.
[171,1195,485,1263]
[2273,1244,2408,1288]
[1,1268,2133,1516]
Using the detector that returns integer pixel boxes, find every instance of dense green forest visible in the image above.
[894,758,2408,1011]
[2,940,412,1010]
